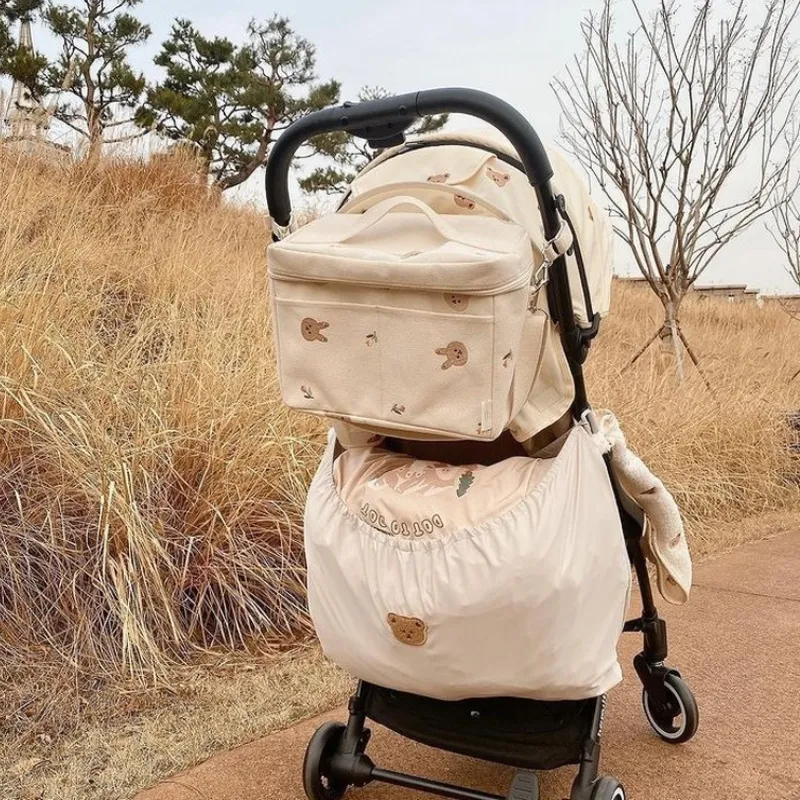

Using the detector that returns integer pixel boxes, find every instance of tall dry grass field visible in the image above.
[588,283,800,551]
[0,149,798,753]
[0,150,325,738]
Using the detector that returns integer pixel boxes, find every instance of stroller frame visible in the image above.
[266,88,698,800]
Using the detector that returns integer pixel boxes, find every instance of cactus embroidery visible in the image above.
[456,470,475,498]
[300,386,314,400]
[502,350,513,368]
[391,403,406,415]
[365,332,378,347]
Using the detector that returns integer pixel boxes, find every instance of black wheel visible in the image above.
[590,776,626,800]
[302,721,348,800]
[642,673,699,744]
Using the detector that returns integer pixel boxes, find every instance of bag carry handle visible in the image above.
[338,195,464,244]
[339,181,512,222]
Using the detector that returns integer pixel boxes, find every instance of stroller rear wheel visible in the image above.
[642,673,699,744]
[589,776,626,799]
[303,721,349,800]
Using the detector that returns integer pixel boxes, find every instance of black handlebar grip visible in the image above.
[265,87,554,228]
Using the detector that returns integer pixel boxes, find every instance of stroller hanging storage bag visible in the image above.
[304,423,631,702]
[269,194,541,440]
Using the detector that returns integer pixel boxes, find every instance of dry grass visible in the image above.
[0,149,798,798]
[1,647,352,800]
[0,148,325,728]
[587,283,800,556]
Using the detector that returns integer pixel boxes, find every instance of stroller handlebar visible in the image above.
[265,87,555,228]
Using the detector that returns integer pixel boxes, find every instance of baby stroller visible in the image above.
[265,88,698,800]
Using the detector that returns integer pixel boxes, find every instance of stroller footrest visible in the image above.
[507,771,539,800]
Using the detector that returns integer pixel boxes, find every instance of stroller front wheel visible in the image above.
[303,721,349,800]
[642,673,699,744]
[589,776,626,800]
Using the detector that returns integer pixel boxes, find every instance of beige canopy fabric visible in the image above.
[342,130,614,442]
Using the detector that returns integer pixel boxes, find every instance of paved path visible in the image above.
[138,532,800,800]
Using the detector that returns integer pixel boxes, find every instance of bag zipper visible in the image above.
[268,265,532,296]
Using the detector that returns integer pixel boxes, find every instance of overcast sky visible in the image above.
[6,0,799,293]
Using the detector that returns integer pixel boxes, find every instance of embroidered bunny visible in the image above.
[435,341,468,370]
[301,317,329,342]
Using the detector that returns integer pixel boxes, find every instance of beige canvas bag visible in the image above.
[268,194,550,441]
[345,132,613,441]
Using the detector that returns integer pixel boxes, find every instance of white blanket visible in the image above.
[589,410,692,605]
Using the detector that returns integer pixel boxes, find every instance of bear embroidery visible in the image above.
[391,403,406,415]
[435,341,468,370]
[300,385,314,400]
[365,332,378,347]
[301,317,329,342]
[454,194,476,210]
[486,166,511,186]
[427,172,450,183]
[387,613,428,646]
[444,293,470,312]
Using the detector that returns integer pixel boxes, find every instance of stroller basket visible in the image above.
[366,687,595,772]
[265,88,698,800]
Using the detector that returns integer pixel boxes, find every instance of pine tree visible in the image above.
[0,2,47,97]
[138,16,340,192]
[43,0,151,157]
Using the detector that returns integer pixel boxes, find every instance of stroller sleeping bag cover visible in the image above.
[304,424,631,702]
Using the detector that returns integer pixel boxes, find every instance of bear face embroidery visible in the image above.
[444,293,470,312]
[435,341,468,370]
[454,194,476,210]
[486,166,511,187]
[301,317,329,342]
[427,172,450,183]
[387,613,428,646]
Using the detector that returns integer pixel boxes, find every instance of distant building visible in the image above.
[613,275,649,286]
[692,283,749,302]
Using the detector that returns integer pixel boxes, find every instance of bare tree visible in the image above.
[555,0,800,378]
[770,187,800,292]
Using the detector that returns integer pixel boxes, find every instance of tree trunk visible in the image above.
[660,296,685,380]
